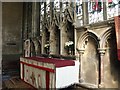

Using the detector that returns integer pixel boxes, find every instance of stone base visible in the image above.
[98,83,105,88]
[77,82,98,89]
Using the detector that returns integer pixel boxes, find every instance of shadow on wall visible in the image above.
[109,33,120,88]
[104,30,120,88]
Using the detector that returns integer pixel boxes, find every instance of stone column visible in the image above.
[32,2,40,38]
[73,1,76,22]
[22,3,28,56]
[23,3,28,40]
[44,2,46,23]
[41,27,47,54]
[74,28,77,56]
[82,2,88,25]
[60,23,68,55]
[73,2,77,56]
[0,2,2,89]
[60,1,63,23]
[103,2,107,20]
[49,28,55,54]
[59,0,63,55]
[77,49,85,82]
[50,1,54,23]
[98,48,106,88]
[41,2,46,54]
[27,2,32,39]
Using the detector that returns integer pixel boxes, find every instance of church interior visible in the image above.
[1,0,120,89]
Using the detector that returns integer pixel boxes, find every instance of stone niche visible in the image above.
[77,25,120,88]
[50,25,60,55]
[62,21,74,55]
[43,28,50,54]
[103,32,119,88]
[81,37,99,87]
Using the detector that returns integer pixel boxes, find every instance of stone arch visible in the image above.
[30,39,36,56]
[24,39,31,57]
[38,39,42,54]
[66,20,75,55]
[99,28,118,88]
[100,28,113,48]
[49,24,60,55]
[77,30,99,50]
[43,28,50,54]
[32,38,41,56]
[77,30,100,86]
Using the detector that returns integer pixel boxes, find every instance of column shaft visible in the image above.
[82,2,88,25]
[98,49,106,88]
[32,2,40,38]
[103,2,107,20]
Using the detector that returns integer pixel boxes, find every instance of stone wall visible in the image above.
[76,21,120,88]
[2,2,23,75]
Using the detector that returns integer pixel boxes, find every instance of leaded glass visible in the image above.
[107,0,119,19]
[41,2,44,15]
[46,0,50,17]
[54,0,60,12]
[88,0,103,24]
[76,0,83,26]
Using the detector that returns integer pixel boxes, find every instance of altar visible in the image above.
[20,56,79,89]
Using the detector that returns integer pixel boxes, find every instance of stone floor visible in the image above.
[2,77,92,90]
[60,84,90,90]
[2,77,36,90]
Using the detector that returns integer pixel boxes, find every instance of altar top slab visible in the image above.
[24,56,75,67]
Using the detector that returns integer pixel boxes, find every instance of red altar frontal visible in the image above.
[20,57,79,89]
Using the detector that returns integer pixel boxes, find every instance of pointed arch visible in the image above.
[24,39,31,57]
[30,39,36,56]
[31,38,41,56]
[100,28,113,48]
[77,30,100,86]
[77,30,100,49]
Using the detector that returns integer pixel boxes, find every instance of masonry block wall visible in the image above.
[2,2,23,75]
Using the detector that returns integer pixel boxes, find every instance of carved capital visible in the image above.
[58,26,61,30]
[72,22,76,27]
[98,48,106,56]
[76,48,85,54]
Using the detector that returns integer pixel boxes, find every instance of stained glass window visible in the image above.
[76,0,83,26]
[76,0,82,15]
[54,0,60,12]
[62,0,68,12]
[60,0,68,17]
[107,0,119,19]
[41,2,44,15]
[46,0,50,17]
[40,2,45,33]
[88,0,103,24]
